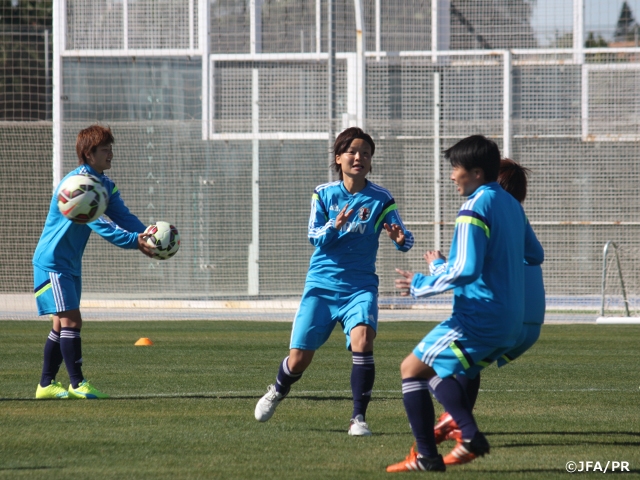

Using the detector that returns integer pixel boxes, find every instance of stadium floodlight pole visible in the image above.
[354,0,366,129]
[123,0,129,51]
[200,0,209,141]
[433,71,442,251]
[431,0,438,63]
[248,0,263,295]
[189,0,195,51]
[574,0,587,141]
[52,0,65,190]
[431,0,450,64]
[327,0,336,181]
[431,0,449,249]
[503,50,512,158]
[375,0,381,62]
[316,0,321,56]
[573,0,584,64]
[581,62,589,141]
[44,29,50,121]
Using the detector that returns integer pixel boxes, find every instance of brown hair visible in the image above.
[76,125,114,164]
[498,158,531,203]
[331,127,375,180]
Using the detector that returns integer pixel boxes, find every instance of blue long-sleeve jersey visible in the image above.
[412,182,544,347]
[305,180,414,292]
[33,164,146,277]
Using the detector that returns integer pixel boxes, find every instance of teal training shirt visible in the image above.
[33,164,146,277]
[411,182,544,347]
[305,180,413,292]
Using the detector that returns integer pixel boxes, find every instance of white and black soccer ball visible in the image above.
[57,174,108,224]
[144,221,181,260]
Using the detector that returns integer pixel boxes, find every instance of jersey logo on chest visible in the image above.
[358,207,370,221]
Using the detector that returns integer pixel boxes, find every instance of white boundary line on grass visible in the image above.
[109,387,634,399]
[596,317,640,324]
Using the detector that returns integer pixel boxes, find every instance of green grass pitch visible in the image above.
[1,320,639,479]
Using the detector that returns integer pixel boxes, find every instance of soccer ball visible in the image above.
[144,221,180,260]
[57,174,108,224]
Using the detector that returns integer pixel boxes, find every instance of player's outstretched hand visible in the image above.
[395,268,414,296]
[424,250,446,265]
[383,223,405,246]
[334,203,354,230]
[137,233,156,258]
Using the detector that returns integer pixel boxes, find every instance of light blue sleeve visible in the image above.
[429,258,447,275]
[410,222,487,298]
[308,192,339,247]
[89,216,140,249]
[103,186,146,233]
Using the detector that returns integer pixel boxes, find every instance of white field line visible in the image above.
[109,387,632,399]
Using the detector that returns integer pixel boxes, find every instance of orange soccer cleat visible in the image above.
[386,444,446,473]
[434,412,459,444]
[445,428,462,442]
[443,431,490,465]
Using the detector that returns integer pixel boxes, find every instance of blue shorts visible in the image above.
[289,285,378,351]
[497,323,541,367]
[33,266,82,316]
[412,317,508,380]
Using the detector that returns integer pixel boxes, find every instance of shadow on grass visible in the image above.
[497,439,640,447]
[486,430,640,447]
[486,431,640,437]
[0,466,61,471]
[478,469,640,474]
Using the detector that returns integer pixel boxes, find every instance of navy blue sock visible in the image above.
[428,376,478,440]
[351,351,375,419]
[40,329,63,387]
[60,327,84,388]
[456,373,481,409]
[402,378,438,458]
[274,356,302,395]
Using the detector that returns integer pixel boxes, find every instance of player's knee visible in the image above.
[399,356,413,377]
[400,354,432,379]
[350,324,375,352]
[288,349,314,373]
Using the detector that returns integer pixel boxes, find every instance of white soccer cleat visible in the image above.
[348,414,372,436]
[255,384,286,422]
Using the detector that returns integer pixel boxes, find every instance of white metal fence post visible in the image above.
[52,0,65,190]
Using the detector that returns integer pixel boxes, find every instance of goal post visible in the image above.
[596,241,640,324]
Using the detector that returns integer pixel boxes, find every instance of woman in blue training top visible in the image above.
[432,157,546,446]
[254,127,414,436]
[33,125,155,400]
